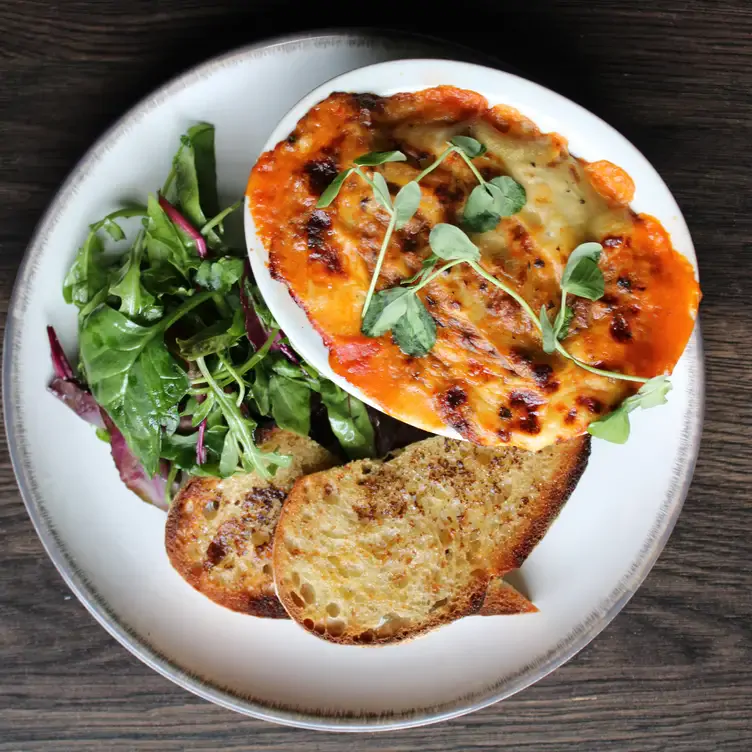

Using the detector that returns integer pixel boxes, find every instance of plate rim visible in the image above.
[2,29,705,732]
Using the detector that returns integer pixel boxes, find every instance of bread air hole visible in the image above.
[300,583,316,605]
[291,571,301,588]
[466,540,482,564]
[327,619,346,637]
[377,616,408,639]
[203,499,220,519]
[431,598,449,612]
[262,564,272,576]
[290,591,305,609]
[326,603,340,617]
[251,530,270,547]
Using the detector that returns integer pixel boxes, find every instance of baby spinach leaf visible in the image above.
[269,373,311,436]
[392,295,436,357]
[488,176,526,216]
[361,288,412,337]
[176,309,245,360]
[539,307,557,354]
[63,207,147,308]
[269,353,317,388]
[186,123,220,219]
[103,219,126,241]
[174,127,222,249]
[145,194,199,274]
[141,264,193,298]
[63,231,108,308]
[79,306,189,476]
[316,169,353,207]
[195,257,245,292]
[429,223,481,262]
[109,232,163,324]
[353,150,407,166]
[371,172,393,212]
[219,431,240,477]
[251,361,271,416]
[319,380,376,459]
[394,181,422,230]
[450,136,487,159]
[243,276,277,333]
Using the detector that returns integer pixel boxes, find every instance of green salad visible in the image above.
[47,124,420,509]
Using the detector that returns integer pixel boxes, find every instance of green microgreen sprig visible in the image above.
[315,139,667,443]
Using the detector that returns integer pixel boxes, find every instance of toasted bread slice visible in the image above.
[165,428,338,618]
[274,435,588,643]
[478,578,538,617]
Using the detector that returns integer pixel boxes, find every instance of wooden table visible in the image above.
[1,4,750,750]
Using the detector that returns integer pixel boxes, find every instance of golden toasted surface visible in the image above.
[165,428,338,618]
[478,578,538,617]
[248,86,700,450]
[273,435,589,644]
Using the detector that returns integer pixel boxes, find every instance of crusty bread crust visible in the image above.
[165,428,338,617]
[274,435,589,644]
[478,579,538,616]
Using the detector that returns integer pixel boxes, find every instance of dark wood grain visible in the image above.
[1,2,751,749]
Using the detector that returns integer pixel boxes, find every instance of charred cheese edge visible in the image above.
[248,87,700,451]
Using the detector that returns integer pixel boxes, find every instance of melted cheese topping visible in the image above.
[248,87,700,450]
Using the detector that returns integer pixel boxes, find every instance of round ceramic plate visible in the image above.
[4,31,703,732]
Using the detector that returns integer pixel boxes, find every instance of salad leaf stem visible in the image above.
[196,356,287,479]
[411,259,465,293]
[158,290,215,332]
[196,419,207,465]
[234,326,280,379]
[453,147,486,184]
[47,326,76,380]
[353,167,393,214]
[362,213,398,318]
[201,199,242,236]
[218,353,246,406]
[164,462,179,507]
[467,260,649,384]
[414,145,455,183]
[157,195,208,258]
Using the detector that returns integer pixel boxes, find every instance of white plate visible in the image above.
[4,31,703,732]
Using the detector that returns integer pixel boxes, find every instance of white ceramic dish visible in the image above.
[244,57,701,440]
[4,32,703,732]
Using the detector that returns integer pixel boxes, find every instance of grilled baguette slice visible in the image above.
[478,578,538,617]
[165,428,338,618]
[274,435,589,643]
